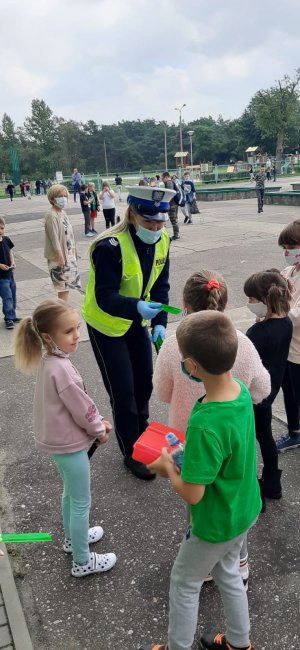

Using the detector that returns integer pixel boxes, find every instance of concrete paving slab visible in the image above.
[0,193,299,650]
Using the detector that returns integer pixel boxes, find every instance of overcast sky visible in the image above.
[1,0,300,128]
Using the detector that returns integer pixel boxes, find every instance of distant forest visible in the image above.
[1,71,300,177]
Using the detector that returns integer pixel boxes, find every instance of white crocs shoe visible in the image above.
[63,526,104,554]
[71,551,117,578]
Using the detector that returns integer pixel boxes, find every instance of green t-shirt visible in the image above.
[181,380,261,543]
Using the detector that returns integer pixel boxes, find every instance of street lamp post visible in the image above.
[103,139,108,177]
[164,123,168,170]
[187,130,194,178]
[175,104,186,175]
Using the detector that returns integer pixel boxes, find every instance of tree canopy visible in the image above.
[1,72,300,179]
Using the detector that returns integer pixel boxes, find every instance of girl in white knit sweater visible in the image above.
[153,270,271,587]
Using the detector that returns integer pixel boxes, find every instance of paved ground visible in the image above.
[0,190,300,649]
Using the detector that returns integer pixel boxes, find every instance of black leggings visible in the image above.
[103,208,115,228]
[254,402,278,475]
[87,322,153,458]
[282,361,300,432]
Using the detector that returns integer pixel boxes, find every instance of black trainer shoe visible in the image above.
[200,632,254,649]
[184,216,189,223]
[139,644,168,650]
[262,468,282,499]
[258,478,266,512]
[124,457,156,481]
[13,317,22,323]
[5,320,14,329]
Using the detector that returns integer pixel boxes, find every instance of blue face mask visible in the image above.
[136,224,162,245]
[180,360,202,383]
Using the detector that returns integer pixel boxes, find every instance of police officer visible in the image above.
[82,186,175,480]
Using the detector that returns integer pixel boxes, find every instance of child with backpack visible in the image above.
[87,182,100,234]
[14,299,117,578]
[162,171,184,241]
[142,310,261,650]
[181,171,196,224]
[80,184,94,237]
[244,271,292,499]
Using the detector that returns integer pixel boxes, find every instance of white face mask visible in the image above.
[283,248,300,267]
[55,196,68,209]
[247,302,268,318]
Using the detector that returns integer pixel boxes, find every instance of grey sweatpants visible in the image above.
[168,528,250,650]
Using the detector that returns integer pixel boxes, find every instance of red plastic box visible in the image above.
[132,421,185,465]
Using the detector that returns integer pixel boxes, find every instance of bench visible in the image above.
[264,192,300,206]
[290,183,300,191]
[195,186,282,201]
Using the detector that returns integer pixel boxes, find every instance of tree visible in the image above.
[23,99,59,175]
[1,113,17,144]
[249,69,300,159]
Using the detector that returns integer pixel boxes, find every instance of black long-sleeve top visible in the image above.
[246,316,293,403]
[92,225,170,329]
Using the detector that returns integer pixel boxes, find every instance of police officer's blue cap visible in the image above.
[127,186,176,222]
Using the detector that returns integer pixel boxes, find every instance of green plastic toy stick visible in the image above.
[0,533,52,544]
[159,304,182,315]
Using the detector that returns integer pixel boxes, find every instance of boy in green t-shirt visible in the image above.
[140,311,261,650]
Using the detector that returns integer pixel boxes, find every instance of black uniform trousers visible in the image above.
[88,321,153,458]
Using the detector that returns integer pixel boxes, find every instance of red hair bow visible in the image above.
[206,280,220,292]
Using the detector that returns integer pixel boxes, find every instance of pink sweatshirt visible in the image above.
[153,330,271,433]
[34,354,106,454]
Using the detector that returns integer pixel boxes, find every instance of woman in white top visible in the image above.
[99,182,116,228]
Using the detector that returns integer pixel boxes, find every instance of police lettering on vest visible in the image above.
[155,257,167,267]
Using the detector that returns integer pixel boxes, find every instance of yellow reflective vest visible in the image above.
[81,228,169,337]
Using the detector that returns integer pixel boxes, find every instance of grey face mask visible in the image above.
[48,336,69,358]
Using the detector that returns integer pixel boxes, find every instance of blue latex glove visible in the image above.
[137,301,162,320]
[151,324,166,343]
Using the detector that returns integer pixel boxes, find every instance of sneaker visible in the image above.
[184,216,189,224]
[276,432,300,452]
[240,556,249,591]
[139,643,168,650]
[173,235,180,240]
[187,219,193,224]
[71,551,116,578]
[92,229,98,234]
[85,232,95,237]
[63,526,104,554]
[204,574,214,583]
[258,478,266,512]
[200,632,254,649]
[13,317,22,323]
[5,320,14,329]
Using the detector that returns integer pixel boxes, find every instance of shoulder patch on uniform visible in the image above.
[108,238,119,247]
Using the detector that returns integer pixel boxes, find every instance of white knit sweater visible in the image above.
[153,330,271,433]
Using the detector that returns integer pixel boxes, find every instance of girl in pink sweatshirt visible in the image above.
[14,299,116,578]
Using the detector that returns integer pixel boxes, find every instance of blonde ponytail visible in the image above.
[14,299,74,375]
[14,317,43,374]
